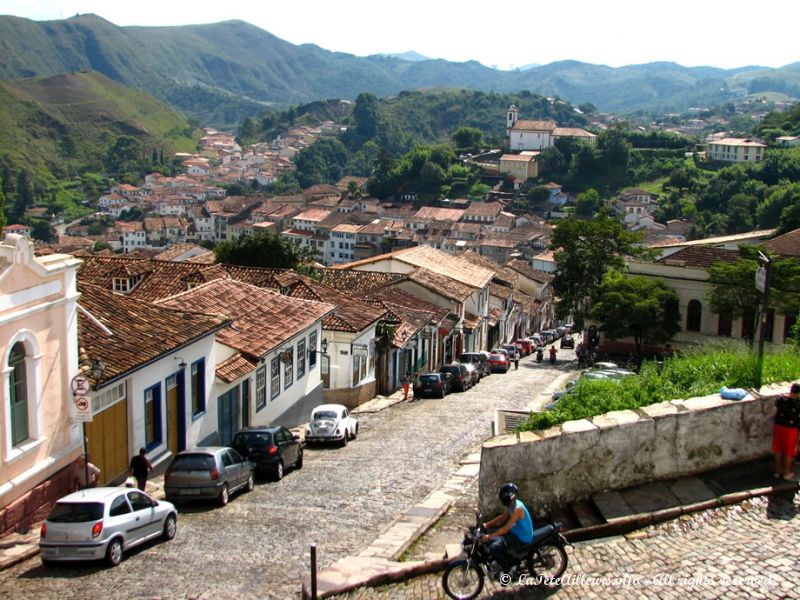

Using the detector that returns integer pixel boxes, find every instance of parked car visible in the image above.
[461,362,480,388]
[491,347,510,357]
[164,447,254,506]
[414,372,452,398]
[560,334,575,349]
[502,344,521,360]
[514,339,534,355]
[458,352,491,379]
[528,334,544,349]
[39,487,177,567]
[232,426,304,478]
[304,404,358,447]
[439,363,474,392]
[488,352,510,373]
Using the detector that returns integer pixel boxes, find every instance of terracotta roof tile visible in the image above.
[763,228,800,258]
[77,283,228,385]
[156,279,335,359]
[407,268,474,302]
[656,246,741,268]
[78,256,228,302]
[318,268,405,296]
[216,353,257,383]
[393,245,494,289]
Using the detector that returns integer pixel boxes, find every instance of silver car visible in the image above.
[39,487,177,567]
[164,447,254,506]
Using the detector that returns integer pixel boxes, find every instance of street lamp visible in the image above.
[320,338,328,354]
[84,358,105,489]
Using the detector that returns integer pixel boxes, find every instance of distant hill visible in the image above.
[378,51,431,62]
[0,14,798,127]
[0,70,196,178]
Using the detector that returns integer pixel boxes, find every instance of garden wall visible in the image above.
[479,383,788,515]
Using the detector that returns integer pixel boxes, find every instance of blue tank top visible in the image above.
[509,499,534,544]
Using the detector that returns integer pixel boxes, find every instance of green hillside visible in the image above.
[0,70,196,177]
[0,14,797,127]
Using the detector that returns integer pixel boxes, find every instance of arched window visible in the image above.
[686,300,702,332]
[9,342,29,446]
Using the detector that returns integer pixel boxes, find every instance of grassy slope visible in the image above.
[0,70,196,178]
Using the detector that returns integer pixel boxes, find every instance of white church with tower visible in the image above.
[505,105,596,152]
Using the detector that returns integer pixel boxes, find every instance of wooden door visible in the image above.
[85,399,129,485]
[166,375,179,455]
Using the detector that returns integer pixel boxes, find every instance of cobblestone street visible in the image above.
[0,355,571,599]
[337,473,800,599]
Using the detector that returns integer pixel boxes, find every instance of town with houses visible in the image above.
[2,95,800,597]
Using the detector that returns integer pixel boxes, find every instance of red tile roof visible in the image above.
[156,279,334,359]
[656,246,741,268]
[216,353,257,383]
[763,228,800,258]
[77,283,228,385]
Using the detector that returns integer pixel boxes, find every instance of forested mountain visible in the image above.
[1,14,798,128]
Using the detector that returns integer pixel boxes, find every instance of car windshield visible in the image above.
[420,374,440,382]
[489,354,503,360]
[313,411,338,420]
[233,432,271,446]
[48,502,104,523]
[169,454,215,471]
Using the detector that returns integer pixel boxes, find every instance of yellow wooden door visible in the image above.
[167,376,179,455]
[85,399,129,485]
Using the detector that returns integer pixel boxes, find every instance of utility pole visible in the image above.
[754,252,771,390]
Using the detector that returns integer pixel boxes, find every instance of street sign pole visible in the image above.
[71,374,94,488]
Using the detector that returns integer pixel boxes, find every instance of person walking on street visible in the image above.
[512,350,519,370]
[772,382,800,480]
[411,371,420,402]
[130,447,154,491]
[401,371,411,401]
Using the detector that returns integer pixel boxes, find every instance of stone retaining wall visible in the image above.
[479,383,788,515]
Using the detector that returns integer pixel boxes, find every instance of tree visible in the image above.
[706,246,800,346]
[574,188,601,218]
[30,221,55,243]
[214,231,316,273]
[590,271,681,355]
[550,211,648,321]
[452,127,483,153]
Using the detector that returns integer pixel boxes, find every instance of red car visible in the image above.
[514,339,533,356]
[488,353,510,373]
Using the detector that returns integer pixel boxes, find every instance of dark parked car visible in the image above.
[439,363,473,392]
[231,426,303,480]
[560,334,575,349]
[458,352,491,379]
[488,352,510,373]
[164,447,254,506]
[414,372,452,398]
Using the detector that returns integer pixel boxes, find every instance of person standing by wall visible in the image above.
[75,456,101,489]
[772,383,800,480]
[401,371,411,401]
[130,447,154,491]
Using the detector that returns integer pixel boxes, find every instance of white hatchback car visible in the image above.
[305,403,358,447]
[39,487,177,567]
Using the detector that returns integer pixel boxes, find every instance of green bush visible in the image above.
[518,342,800,432]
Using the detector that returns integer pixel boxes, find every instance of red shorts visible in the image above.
[772,424,799,456]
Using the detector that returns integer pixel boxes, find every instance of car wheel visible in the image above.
[440,388,446,398]
[295,449,303,469]
[162,514,177,541]
[274,461,284,481]
[341,432,348,447]
[41,558,57,568]
[106,538,123,567]
[245,473,254,492]
[352,424,358,440]
[218,483,229,506]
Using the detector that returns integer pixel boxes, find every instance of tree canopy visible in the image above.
[213,231,317,276]
[550,211,649,321]
[590,271,682,355]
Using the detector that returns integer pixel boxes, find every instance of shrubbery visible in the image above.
[518,342,800,432]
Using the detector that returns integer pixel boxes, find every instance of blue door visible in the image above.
[217,387,240,446]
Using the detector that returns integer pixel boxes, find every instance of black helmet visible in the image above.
[498,482,518,506]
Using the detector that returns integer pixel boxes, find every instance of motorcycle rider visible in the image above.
[549,346,557,363]
[481,482,534,577]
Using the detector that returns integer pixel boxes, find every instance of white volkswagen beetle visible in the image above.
[305,403,358,447]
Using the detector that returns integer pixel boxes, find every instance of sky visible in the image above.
[1,0,798,71]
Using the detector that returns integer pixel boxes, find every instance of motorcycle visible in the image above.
[441,511,569,600]
[536,348,543,363]
[549,347,557,364]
